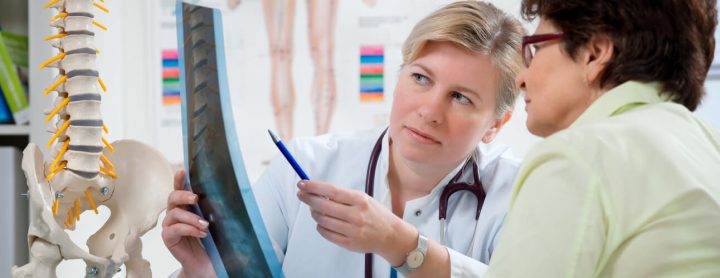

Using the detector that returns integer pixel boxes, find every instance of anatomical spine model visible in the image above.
[11,0,173,277]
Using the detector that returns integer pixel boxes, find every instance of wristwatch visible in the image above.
[394,233,428,274]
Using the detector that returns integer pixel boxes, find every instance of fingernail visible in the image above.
[199,219,209,227]
[297,181,306,189]
[188,194,197,202]
[199,232,207,238]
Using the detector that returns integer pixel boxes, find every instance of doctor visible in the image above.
[163,1,526,277]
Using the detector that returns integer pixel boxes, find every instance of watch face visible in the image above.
[406,250,425,269]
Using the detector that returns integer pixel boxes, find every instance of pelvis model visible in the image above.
[12,0,173,277]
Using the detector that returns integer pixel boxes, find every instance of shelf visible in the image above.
[0,125,30,136]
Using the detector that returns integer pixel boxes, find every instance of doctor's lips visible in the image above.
[405,126,441,144]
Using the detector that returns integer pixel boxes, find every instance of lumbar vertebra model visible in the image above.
[12,1,173,277]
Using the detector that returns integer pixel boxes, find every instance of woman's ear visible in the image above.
[583,35,614,84]
[481,110,512,143]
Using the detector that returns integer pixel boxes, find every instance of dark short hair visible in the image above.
[521,0,717,111]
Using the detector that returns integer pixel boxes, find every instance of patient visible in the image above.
[486,0,720,277]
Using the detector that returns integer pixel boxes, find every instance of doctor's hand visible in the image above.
[161,170,216,278]
[297,180,420,267]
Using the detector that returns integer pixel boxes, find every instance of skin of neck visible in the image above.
[386,137,466,216]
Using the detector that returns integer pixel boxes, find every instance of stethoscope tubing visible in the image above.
[363,128,485,278]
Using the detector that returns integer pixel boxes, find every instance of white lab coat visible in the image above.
[255,128,520,277]
[170,128,518,278]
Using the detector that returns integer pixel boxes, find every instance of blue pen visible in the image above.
[268,130,310,180]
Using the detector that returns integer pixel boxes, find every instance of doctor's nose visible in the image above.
[417,94,445,126]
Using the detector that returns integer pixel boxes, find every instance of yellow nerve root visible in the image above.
[92,21,107,31]
[44,0,60,9]
[99,166,117,179]
[53,196,59,216]
[44,33,67,41]
[98,77,107,93]
[100,154,115,170]
[102,136,114,153]
[39,52,65,69]
[74,199,80,221]
[50,13,68,22]
[45,97,69,123]
[46,161,67,181]
[93,2,109,13]
[85,190,99,214]
[47,120,71,148]
[50,139,70,171]
[44,75,67,96]
[102,123,108,134]
[68,208,74,226]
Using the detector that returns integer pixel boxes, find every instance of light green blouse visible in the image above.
[486,81,720,277]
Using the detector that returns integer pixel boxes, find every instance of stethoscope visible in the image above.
[364,129,486,278]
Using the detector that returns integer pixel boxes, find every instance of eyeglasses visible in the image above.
[521,33,564,67]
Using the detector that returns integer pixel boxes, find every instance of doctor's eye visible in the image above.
[411,73,431,86]
[451,92,473,105]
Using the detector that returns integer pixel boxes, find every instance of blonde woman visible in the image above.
[165,2,526,277]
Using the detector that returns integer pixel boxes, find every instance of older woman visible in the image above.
[486,0,720,277]
[164,1,526,277]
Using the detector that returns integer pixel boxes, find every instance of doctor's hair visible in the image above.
[401,1,526,116]
[521,0,718,111]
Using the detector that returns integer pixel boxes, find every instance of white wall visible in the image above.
[700,17,720,128]
[699,83,720,127]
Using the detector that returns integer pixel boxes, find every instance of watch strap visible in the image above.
[394,233,428,274]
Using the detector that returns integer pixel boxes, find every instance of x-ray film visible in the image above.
[176,2,284,277]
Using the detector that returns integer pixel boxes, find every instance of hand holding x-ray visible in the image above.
[162,170,215,278]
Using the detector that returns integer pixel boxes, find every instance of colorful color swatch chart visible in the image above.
[162,49,181,106]
[359,45,384,102]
